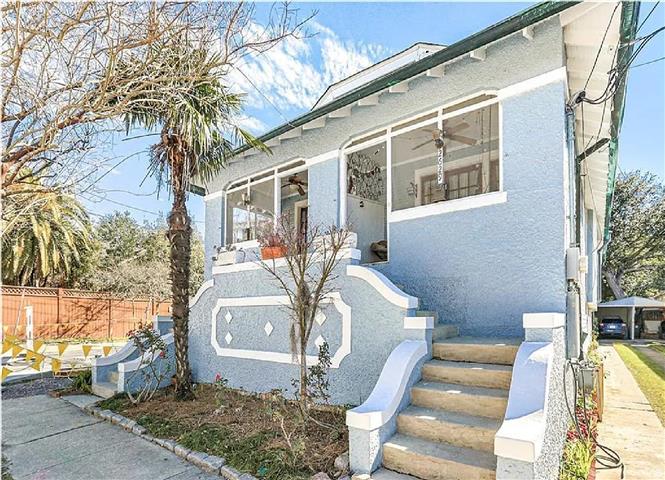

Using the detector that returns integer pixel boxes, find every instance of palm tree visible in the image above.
[121,44,264,399]
[2,176,96,287]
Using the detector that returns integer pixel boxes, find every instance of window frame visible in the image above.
[341,92,502,222]
[224,161,309,247]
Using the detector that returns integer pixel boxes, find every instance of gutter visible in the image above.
[604,1,641,245]
[235,1,580,155]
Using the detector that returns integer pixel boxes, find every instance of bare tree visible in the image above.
[1,1,313,199]
[258,216,351,408]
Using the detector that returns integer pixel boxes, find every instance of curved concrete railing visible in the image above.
[346,265,418,309]
[347,339,429,474]
[494,341,553,462]
[117,333,175,393]
[495,312,568,480]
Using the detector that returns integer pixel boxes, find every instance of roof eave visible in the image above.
[234,1,581,155]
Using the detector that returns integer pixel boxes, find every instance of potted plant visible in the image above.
[257,221,287,260]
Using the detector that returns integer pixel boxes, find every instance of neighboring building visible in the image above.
[93,2,640,479]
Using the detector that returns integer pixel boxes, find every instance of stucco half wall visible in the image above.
[188,255,431,405]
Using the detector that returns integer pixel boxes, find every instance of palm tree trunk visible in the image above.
[169,178,193,399]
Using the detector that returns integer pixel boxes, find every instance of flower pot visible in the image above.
[261,246,287,260]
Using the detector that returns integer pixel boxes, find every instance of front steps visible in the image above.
[379,335,520,480]
[92,370,118,398]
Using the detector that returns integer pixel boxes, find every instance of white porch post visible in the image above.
[630,306,635,340]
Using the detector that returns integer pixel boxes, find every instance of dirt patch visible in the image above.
[100,385,348,480]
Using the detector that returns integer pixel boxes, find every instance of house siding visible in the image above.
[376,80,569,338]
[203,18,567,336]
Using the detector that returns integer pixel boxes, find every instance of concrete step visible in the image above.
[383,434,496,480]
[433,325,459,341]
[352,468,418,479]
[410,381,508,419]
[108,371,119,383]
[397,405,500,453]
[433,337,520,366]
[422,359,512,390]
[91,381,117,399]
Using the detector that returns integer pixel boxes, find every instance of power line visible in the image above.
[630,55,665,69]
[584,2,620,91]
[637,1,661,33]
[80,191,205,223]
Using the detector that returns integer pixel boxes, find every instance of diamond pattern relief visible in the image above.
[225,332,233,344]
[315,310,326,326]
[314,335,325,348]
[225,311,233,323]
[264,321,274,336]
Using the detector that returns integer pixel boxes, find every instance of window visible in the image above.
[225,166,308,245]
[391,102,499,211]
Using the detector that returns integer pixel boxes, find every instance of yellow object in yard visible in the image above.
[102,345,112,356]
[31,353,44,371]
[33,339,44,352]
[51,358,61,374]
[25,350,34,361]
[57,343,68,356]
[81,345,92,358]
[2,340,11,354]
[11,344,22,358]
[1,367,10,382]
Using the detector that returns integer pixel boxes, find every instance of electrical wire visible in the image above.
[630,55,665,69]
[637,1,661,33]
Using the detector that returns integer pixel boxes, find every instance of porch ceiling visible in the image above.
[562,1,622,232]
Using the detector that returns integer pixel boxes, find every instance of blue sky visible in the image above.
[82,2,665,235]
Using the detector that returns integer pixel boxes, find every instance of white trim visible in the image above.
[210,293,351,368]
[346,264,418,309]
[92,340,136,368]
[212,248,361,275]
[204,190,225,201]
[118,333,174,374]
[189,279,214,307]
[389,191,507,223]
[497,67,566,101]
[346,340,427,430]
[495,341,553,463]
[403,316,434,330]
[306,149,339,167]
[522,312,565,329]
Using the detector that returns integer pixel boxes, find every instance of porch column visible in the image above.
[630,306,635,340]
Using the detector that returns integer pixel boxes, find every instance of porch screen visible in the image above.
[225,178,274,244]
[391,103,499,211]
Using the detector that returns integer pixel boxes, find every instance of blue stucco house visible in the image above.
[93,2,640,479]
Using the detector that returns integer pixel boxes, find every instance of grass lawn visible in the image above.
[614,343,665,426]
[99,385,348,480]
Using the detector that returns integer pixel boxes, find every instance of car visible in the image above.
[598,317,627,339]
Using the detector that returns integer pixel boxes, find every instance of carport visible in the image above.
[597,296,665,340]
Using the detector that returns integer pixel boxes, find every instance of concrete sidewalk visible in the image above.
[1,395,217,480]
[596,346,665,480]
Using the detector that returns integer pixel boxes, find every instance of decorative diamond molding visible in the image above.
[314,335,326,348]
[225,332,233,344]
[224,311,233,323]
[315,310,326,326]
[264,321,274,336]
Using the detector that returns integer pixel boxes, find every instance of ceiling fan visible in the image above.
[282,174,308,196]
[410,121,477,151]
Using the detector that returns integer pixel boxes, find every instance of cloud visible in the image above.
[228,21,390,116]
[234,115,267,134]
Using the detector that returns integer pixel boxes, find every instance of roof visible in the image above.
[312,42,445,109]
[598,297,665,308]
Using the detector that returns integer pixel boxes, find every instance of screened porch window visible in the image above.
[391,102,499,211]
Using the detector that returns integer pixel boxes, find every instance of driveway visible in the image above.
[1,395,217,480]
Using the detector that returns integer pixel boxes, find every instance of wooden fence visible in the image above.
[1,286,170,340]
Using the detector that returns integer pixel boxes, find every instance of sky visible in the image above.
[82,1,665,236]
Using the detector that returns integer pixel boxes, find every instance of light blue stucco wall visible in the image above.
[200,18,568,336]
[375,80,569,338]
[189,258,428,405]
